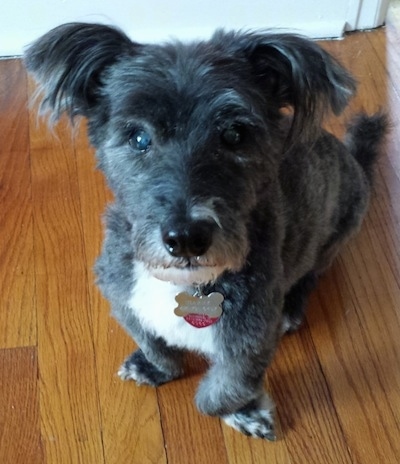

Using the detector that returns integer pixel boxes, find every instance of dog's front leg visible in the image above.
[118,345,184,387]
[195,287,282,440]
[196,360,277,440]
[113,305,184,387]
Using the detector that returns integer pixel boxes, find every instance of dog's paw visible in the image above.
[118,349,177,387]
[222,395,276,441]
[281,313,304,334]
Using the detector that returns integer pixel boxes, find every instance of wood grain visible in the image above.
[29,89,105,462]
[0,61,36,348]
[0,347,43,464]
[1,6,400,462]
[269,328,353,464]
[157,356,229,464]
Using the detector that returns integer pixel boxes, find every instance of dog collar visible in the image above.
[174,287,224,328]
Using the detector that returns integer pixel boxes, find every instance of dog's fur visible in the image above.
[25,23,387,440]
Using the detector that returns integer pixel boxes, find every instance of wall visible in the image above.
[0,0,390,56]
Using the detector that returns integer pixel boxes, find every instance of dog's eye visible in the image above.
[129,129,152,153]
[221,125,243,146]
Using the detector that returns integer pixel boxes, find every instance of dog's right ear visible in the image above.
[215,31,356,144]
[24,23,139,121]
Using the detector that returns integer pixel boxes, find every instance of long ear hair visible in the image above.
[24,23,139,121]
[217,31,357,144]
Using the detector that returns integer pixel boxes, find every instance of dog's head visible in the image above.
[25,23,356,285]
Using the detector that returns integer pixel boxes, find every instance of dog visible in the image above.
[25,23,387,440]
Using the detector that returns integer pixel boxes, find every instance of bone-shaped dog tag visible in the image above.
[174,292,224,328]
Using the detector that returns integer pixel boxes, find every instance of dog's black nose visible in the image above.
[162,221,214,258]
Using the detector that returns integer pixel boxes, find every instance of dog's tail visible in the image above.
[345,112,389,185]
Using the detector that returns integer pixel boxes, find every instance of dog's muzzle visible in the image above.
[145,219,227,285]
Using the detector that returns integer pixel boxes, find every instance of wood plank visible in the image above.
[222,428,291,464]
[29,89,105,462]
[35,273,105,464]
[0,275,36,348]
[156,355,229,464]
[0,60,36,348]
[74,124,168,464]
[269,327,352,464]
[28,80,87,277]
[307,206,400,459]
[0,347,43,464]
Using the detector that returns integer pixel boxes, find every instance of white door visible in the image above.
[0,0,390,56]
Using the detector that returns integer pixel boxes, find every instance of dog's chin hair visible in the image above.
[148,265,228,286]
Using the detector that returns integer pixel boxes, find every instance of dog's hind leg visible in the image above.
[281,271,317,333]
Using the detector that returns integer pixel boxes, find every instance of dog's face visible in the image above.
[96,44,280,285]
[25,24,356,285]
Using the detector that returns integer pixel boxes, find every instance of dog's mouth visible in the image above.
[147,261,227,286]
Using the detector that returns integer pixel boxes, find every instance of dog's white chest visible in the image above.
[128,264,217,356]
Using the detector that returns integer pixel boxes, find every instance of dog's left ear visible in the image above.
[25,23,140,122]
[227,32,357,142]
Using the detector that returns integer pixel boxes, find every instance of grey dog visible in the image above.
[25,23,387,439]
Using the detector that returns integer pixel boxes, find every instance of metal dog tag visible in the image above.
[174,291,224,328]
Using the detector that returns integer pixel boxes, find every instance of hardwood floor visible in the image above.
[1,9,399,464]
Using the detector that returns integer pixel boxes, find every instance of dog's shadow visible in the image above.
[266,266,351,443]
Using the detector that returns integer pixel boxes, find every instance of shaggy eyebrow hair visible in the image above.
[107,85,263,142]
[210,89,264,125]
